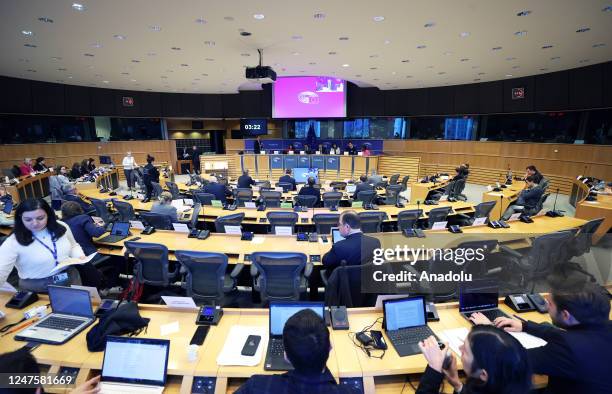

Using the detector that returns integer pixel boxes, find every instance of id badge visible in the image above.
[52,272,69,283]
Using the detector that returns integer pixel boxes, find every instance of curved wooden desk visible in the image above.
[5,171,52,204]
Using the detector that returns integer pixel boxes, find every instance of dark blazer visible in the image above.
[279,175,297,191]
[298,185,320,204]
[63,193,95,213]
[191,149,201,166]
[517,186,543,209]
[235,368,355,394]
[204,182,232,204]
[254,140,261,154]
[353,182,374,199]
[70,168,81,180]
[525,320,612,394]
[322,232,381,272]
[346,146,358,155]
[238,175,256,189]
[143,163,160,184]
[64,214,106,256]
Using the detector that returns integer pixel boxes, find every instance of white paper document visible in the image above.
[161,296,197,309]
[129,220,145,230]
[431,221,448,230]
[217,325,268,366]
[244,202,256,209]
[275,226,293,236]
[172,223,190,233]
[508,213,522,221]
[225,225,242,235]
[50,253,98,275]
[439,326,547,356]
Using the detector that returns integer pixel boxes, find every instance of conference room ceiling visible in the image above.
[1,0,611,94]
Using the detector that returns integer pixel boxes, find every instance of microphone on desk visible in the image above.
[546,187,564,217]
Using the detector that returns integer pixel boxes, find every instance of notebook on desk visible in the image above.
[99,336,170,394]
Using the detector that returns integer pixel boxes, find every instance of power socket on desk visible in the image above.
[191,376,216,393]
[339,378,364,393]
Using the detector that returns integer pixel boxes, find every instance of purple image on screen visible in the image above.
[273,76,346,118]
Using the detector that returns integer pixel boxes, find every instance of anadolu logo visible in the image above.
[298,91,319,104]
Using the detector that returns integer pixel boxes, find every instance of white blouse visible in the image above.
[0,221,84,284]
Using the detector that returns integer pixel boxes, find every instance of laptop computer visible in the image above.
[346,184,357,194]
[97,222,131,243]
[2,200,13,214]
[459,279,510,323]
[264,301,325,371]
[331,227,345,244]
[99,336,170,394]
[15,285,95,345]
[383,296,438,357]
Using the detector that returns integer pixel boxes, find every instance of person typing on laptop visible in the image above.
[236,309,357,393]
[0,198,84,292]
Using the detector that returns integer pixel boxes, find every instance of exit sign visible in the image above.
[122,96,134,107]
[512,87,525,100]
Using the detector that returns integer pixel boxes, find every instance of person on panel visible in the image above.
[19,158,34,176]
[122,151,137,190]
[236,309,355,394]
[279,169,297,191]
[303,144,313,154]
[0,199,84,292]
[286,144,295,154]
[322,211,381,273]
[346,141,358,155]
[361,145,372,156]
[253,135,262,154]
[33,157,48,172]
[191,145,201,174]
[237,170,256,189]
[142,155,159,203]
[317,144,328,154]
[203,176,232,204]
[470,266,612,394]
[416,325,532,394]
[86,158,96,172]
[150,191,178,222]
[330,143,341,155]
[501,175,543,219]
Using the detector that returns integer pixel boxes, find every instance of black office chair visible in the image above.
[139,212,174,230]
[188,203,201,229]
[276,182,293,193]
[389,174,400,185]
[250,252,311,304]
[567,217,604,258]
[193,191,216,206]
[175,250,243,306]
[313,213,340,234]
[266,211,298,234]
[112,199,136,222]
[358,211,387,233]
[455,240,501,278]
[524,193,549,217]
[374,181,388,190]
[90,197,119,224]
[151,182,164,198]
[165,181,183,200]
[400,175,410,192]
[384,184,403,205]
[330,181,347,191]
[323,262,378,307]
[427,206,452,229]
[355,190,377,207]
[260,190,282,208]
[214,212,245,233]
[234,188,253,207]
[458,201,497,225]
[294,194,317,208]
[124,241,180,289]
[412,253,465,302]
[322,191,343,209]
[397,209,423,231]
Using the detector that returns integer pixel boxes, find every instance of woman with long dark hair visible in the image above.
[142,154,159,203]
[417,325,532,394]
[0,198,84,292]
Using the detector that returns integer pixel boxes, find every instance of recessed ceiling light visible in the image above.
[460,32,470,37]
[160,76,167,79]
[292,35,303,40]
[550,56,561,60]
[205,58,214,61]
[72,3,86,11]
[240,53,250,57]
[195,18,207,24]
[406,75,413,78]
[514,30,527,37]
[94,74,102,77]
[313,12,326,19]
[224,16,234,21]
[147,52,156,56]
[516,10,531,16]
[201,73,208,77]
[57,67,66,71]
[512,65,520,69]
[401,59,410,63]
[592,43,606,48]
[22,30,34,36]
[67,75,73,79]
[292,52,300,55]
[355,74,362,77]
[180,63,189,66]
[38,17,54,23]
[113,34,126,40]
[24,44,37,48]
[83,53,94,56]
[505,74,513,77]
[253,14,265,20]
[194,78,200,81]
[51,56,62,60]
[171,47,181,50]
[492,46,502,51]
[102,80,110,84]
[576,27,591,33]
[443,51,453,56]
[416,45,426,49]
[384,40,391,44]
[369,54,379,58]
[391,71,396,75]
[26,69,36,72]
[424,22,435,28]
[131,59,140,63]
[328,51,337,55]
[204,41,215,47]
[373,16,385,22]
[149,25,161,31]
[472,65,479,69]
[308,62,316,65]
[478,72,486,75]
[91,42,102,48]
[373,78,379,81]
[342,64,350,67]
[461,58,470,62]
[541,45,553,49]
[370,67,377,70]
[438,72,446,75]
[338,36,349,40]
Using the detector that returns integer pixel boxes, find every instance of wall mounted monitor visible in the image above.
[240,119,268,136]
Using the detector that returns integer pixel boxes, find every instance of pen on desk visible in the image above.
[1,318,39,337]
[513,314,527,322]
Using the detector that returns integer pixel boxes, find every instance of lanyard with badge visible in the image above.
[33,235,68,282]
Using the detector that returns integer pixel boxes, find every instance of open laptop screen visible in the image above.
[111,222,130,236]
[459,280,499,313]
[102,336,170,387]
[384,296,427,331]
[48,285,93,318]
[331,227,345,244]
[269,302,324,336]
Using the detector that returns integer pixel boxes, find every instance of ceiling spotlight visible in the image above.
[38,17,54,23]
[355,74,362,77]
[113,34,126,40]
[370,67,377,70]
[369,54,379,58]
[328,51,337,55]
[514,30,527,36]
[24,43,37,48]
[338,36,349,40]
[342,64,350,67]
[576,27,591,33]
[592,43,606,48]
[516,10,531,16]
[149,25,162,31]
[401,59,410,63]
[72,3,86,11]
[171,46,181,50]
[424,22,435,28]
[180,63,189,67]
[131,59,140,63]
[313,12,326,19]
[22,30,34,36]
[253,14,265,20]
[505,74,513,77]
[461,58,470,62]
[91,43,102,48]
[240,31,252,36]
[195,18,207,24]
[205,58,214,61]
[540,68,548,71]
[309,62,316,65]
[541,45,553,49]
[292,52,300,55]
[83,53,94,56]
[492,46,502,50]
[416,45,426,49]
[373,16,385,22]
[460,32,470,37]
[147,52,156,56]
[240,53,250,57]
[224,16,234,21]
[384,40,391,44]
[51,56,62,60]
[292,35,303,40]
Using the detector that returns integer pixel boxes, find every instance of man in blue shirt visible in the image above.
[203,176,232,204]
[235,309,358,394]
[278,169,297,191]
[501,175,543,219]
[237,170,256,189]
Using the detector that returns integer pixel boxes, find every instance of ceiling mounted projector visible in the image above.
[245,49,277,83]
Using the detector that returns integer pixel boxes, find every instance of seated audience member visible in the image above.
[62,183,95,214]
[0,185,13,205]
[61,201,108,289]
[416,325,531,394]
[203,176,232,204]
[33,157,48,172]
[353,174,374,199]
[298,176,321,205]
[50,166,71,210]
[346,141,358,155]
[525,165,544,185]
[0,198,85,292]
[461,163,470,178]
[236,309,355,394]
[86,158,96,172]
[330,143,341,155]
[79,159,90,176]
[322,211,381,272]
[0,186,14,226]
[471,267,612,394]
[0,347,101,394]
[237,170,256,189]
[19,158,34,176]
[278,169,297,191]
[367,170,383,186]
[70,162,82,180]
[501,175,543,220]
[361,145,372,156]
[150,191,178,221]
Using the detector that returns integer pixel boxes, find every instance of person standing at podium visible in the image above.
[253,135,262,154]
[191,145,201,174]
[122,151,137,190]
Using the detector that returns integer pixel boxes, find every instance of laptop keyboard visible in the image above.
[268,339,285,356]
[38,316,84,331]
[479,309,508,321]
[387,326,434,345]
[97,234,127,243]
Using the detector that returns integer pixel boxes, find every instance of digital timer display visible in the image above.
[240,119,268,136]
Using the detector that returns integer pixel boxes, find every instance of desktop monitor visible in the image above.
[293,168,319,183]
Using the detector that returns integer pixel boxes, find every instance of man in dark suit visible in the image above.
[502,175,543,219]
[278,169,297,191]
[472,266,612,394]
[191,145,201,174]
[353,175,374,199]
[237,170,256,189]
[345,141,358,155]
[298,176,320,205]
[254,136,262,154]
[322,211,381,272]
[62,184,95,214]
[203,176,232,204]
